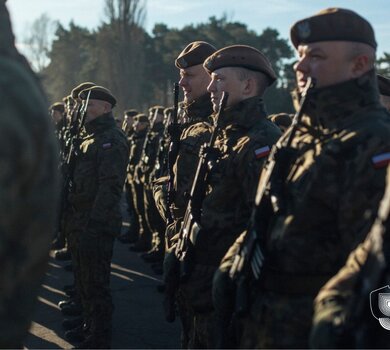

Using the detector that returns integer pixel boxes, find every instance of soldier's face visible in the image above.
[294,41,359,92]
[179,64,211,104]
[134,121,148,132]
[207,67,247,113]
[86,99,111,122]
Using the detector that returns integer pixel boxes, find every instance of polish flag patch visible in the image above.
[255,146,271,159]
[102,142,112,150]
[372,152,390,169]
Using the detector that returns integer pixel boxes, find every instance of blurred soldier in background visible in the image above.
[0,1,59,347]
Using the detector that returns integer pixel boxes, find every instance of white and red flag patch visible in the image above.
[254,146,271,159]
[372,152,390,169]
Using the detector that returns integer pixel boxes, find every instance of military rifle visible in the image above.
[58,91,91,231]
[229,77,316,315]
[175,91,229,280]
[166,83,181,224]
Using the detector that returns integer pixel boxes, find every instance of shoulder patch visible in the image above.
[254,146,271,159]
[102,142,112,150]
[372,152,390,169]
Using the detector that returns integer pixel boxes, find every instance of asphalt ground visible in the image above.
[23,201,180,349]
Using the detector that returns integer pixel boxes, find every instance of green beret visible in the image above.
[49,102,65,113]
[203,45,277,85]
[378,75,390,97]
[290,8,377,49]
[71,82,96,99]
[175,41,217,69]
[124,109,138,117]
[135,113,149,123]
[79,85,117,108]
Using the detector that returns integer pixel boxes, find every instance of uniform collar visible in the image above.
[295,69,381,134]
[84,112,116,134]
[184,93,214,123]
[217,95,267,130]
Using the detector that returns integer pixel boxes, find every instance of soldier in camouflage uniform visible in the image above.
[214,8,390,348]
[0,1,59,347]
[141,106,166,258]
[176,45,282,348]
[157,41,216,347]
[66,85,129,348]
[58,83,98,324]
[118,109,140,244]
[124,114,150,245]
[310,166,390,348]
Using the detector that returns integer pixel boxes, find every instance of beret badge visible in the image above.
[297,21,311,40]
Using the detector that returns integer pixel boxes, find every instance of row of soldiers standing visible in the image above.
[48,6,390,350]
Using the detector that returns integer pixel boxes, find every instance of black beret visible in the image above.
[71,82,96,99]
[49,102,65,113]
[79,86,117,107]
[203,45,277,85]
[290,8,377,49]
[175,41,217,69]
[378,74,390,97]
[124,109,138,117]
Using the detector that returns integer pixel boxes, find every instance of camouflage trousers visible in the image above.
[130,181,151,248]
[124,182,139,234]
[78,231,114,347]
[143,186,165,252]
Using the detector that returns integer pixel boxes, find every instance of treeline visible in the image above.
[35,0,390,116]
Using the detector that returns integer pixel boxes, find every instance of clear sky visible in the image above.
[6,0,390,57]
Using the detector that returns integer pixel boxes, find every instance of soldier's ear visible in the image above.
[242,77,256,96]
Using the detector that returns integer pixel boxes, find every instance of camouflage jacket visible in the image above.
[262,70,390,290]
[172,93,214,218]
[311,165,390,348]
[181,95,281,312]
[197,95,281,264]
[127,128,147,183]
[69,113,129,235]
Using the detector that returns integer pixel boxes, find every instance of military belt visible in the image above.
[260,270,334,295]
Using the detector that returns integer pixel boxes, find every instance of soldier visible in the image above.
[214,8,390,348]
[311,166,390,348]
[65,85,129,348]
[158,41,216,347]
[122,108,138,136]
[0,1,59,347]
[118,108,140,244]
[125,114,150,245]
[50,101,67,251]
[175,45,282,348]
